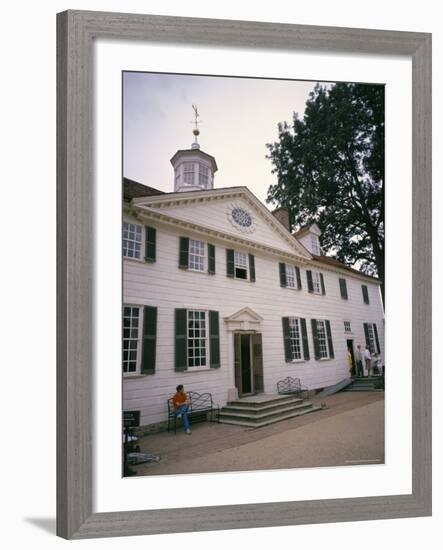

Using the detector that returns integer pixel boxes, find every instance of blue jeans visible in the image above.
[176,404,190,431]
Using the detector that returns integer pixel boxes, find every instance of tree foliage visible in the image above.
[266,82,384,297]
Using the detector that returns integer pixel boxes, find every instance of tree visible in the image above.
[266,82,385,300]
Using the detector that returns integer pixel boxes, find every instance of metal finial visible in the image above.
[190,104,202,148]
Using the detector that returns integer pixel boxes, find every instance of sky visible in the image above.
[123,72,321,205]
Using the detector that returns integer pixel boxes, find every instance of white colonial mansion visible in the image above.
[122,134,384,428]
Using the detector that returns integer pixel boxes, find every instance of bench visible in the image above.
[276,376,309,400]
[167,391,220,434]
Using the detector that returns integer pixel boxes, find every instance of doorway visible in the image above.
[346,339,356,377]
[234,333,264,397]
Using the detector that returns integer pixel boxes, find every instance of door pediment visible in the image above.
[224,307,263,332]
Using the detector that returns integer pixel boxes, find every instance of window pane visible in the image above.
[123,222,142,259]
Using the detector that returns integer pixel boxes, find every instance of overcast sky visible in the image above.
[123,72,320,205]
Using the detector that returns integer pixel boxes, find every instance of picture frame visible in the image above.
[57,10,432,539]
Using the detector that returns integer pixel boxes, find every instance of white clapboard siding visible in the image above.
[123,219,385,426]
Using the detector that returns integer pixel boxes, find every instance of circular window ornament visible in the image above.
[227,204,256,233]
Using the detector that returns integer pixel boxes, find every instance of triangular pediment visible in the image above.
[131,187,312,261]
[224,307,263,323]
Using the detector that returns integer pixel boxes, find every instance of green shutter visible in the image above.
[175,309,188,371]
[226,249,235,277]
[325,320,334,358]
[363,323,371,348]
[307,270,314,293]
[373,323,381,354]
[179,237,189,269]
[362,285,369,304]
[144,226,156,262]
[311,319,321,359]
[295,266,302,290]
[208,244,216,274]
[141,306,157,374]
[282,317,292,362]
[339,278,348,299]
[320,273,326,295]
[279,263,287,287]
[209,310,220,368]
[249,254,256,282]
[300,318,310,360]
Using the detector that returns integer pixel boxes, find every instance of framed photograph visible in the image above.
[57,10,431,539]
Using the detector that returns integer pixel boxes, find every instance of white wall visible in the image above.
[3,2,441,550]
[123,217,384,425]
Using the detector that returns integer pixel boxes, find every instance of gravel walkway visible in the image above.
[130,392,384,476]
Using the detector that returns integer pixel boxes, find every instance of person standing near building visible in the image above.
[348,350,353,377]
[364,346,372,377]
[355,345,364,377]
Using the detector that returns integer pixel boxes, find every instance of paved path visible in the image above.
[132,392,384,476]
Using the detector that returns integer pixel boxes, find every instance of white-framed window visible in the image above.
[311,234,321,255]
[122,305,141,374]
[123,222,142,259]
[312,271,322,294]
[234,251,248,280]
[198,163,209,187]
[183,162,195,185]
[344,321,352,333]
[187,310,208,368]
[316,319,329,358]
[288,317,303,360]
[189,239,205,271]
[367,323,376,354]
[286,264,296,288]
[175,166,181,183]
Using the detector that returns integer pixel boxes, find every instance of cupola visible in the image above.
[170,105,218,193]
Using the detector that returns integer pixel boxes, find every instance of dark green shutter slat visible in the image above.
[363,323,371,348]
[226,249,235,277]
[175,309,187,371]
[282,317,292,362]
[208,244,216,274]
[295,266,302,290]
[311,319,321,359]
[249,254,256,282]
[325,320,334,358]
[300,318,310,360]
[339,278,348,299]
[362,285,369,304]
[141,306,157,374]
[144,226,156,262]
[279,263,287,287]
[209,311,220,368]
[320,273,326,295]
[307,270,314,293]
[179,237,189,269]
[373,323,381,354]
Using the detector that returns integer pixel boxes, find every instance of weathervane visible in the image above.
[190,104,202,148]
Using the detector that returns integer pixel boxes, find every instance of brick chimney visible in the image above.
[272,206,291,232]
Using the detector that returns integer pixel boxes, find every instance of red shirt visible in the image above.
[172,392,187,409]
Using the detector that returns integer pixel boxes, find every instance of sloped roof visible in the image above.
[123,177,165,201]
[311,254,379,282]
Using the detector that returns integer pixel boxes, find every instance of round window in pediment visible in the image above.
[232,207,252,228]
[227,204,256,233]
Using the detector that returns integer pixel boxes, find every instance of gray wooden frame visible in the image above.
[57,10,432,540]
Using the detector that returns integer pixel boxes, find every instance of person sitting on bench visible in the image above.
[172,384,191,434]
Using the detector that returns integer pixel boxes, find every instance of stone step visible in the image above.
[222,396,304,415]
[343,386,375,391]
[227,394,300,409]
[219,405,323,428]
[219,401,314,422]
